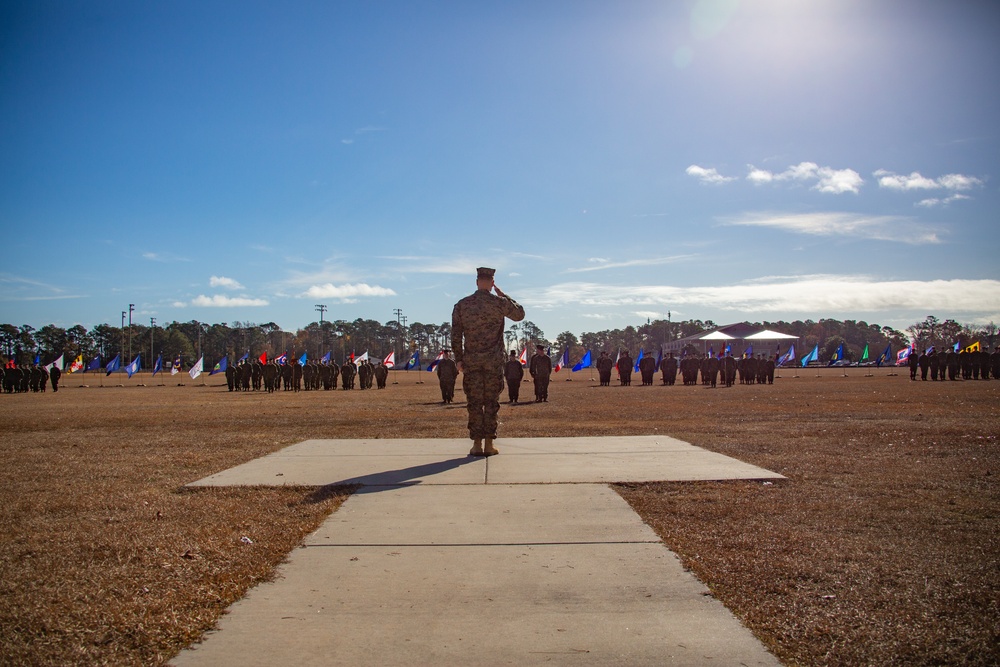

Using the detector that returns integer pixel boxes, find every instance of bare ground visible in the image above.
[1,368,997,665]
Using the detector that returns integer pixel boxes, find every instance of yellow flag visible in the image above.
[964,341,981,353]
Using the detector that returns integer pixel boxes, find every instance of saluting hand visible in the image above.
[493,284,505,298]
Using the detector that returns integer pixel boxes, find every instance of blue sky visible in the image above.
[2,0,998,340]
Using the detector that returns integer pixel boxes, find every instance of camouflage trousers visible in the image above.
[462,364,504,440]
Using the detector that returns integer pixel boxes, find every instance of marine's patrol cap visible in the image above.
[535,344,545,350]
[510,350,518,356]
[476,267,496,279]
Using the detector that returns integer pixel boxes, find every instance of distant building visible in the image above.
[664,322,798,357]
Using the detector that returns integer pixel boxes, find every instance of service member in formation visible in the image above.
[529,343,552,402]
[596,351,614,386]
[340,360,355,389]
[452,267,525,456]
[638,351,657,386]
[49,364,61,392]
[618,350,633,386]
[374,360,389,389]
[660,352,677,386]
[504,350,524,403]
[908,348,919,380]
[436,349,459,403]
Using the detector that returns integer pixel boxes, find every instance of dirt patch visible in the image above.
[1,369,997,665]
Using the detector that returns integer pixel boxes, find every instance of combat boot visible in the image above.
[483,438,499,456]
[469,438,484,456]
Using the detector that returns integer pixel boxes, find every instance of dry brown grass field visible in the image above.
[1,367,997,666]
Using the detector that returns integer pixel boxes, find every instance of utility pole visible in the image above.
[316,304,327,359]
[150,317,156,376]
[392,308,404,383]
[128,304,135,368]
[120,310,126,376]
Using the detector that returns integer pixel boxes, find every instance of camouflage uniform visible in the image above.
[452,269,525,445]
[436,354,459,403]
[529,347,552,402]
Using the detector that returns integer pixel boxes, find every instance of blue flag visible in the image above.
[34,353,40,365]
[210,356,228,375]
[105,354,121,376]
[125,355,141,378]
[571,350,592,372]
[299,352,308,366]
[801,345,819,367]
[777,344,795,366]
[634,349,644,372]
[743,344,753,358]
[876,343,892,366]
[405,351,420,370]
[238,351,249,363]
[655,348,663,368]
[86,355,101,372]
[321,351,331,364]
[152,354,163,376]
[828,343,844,366]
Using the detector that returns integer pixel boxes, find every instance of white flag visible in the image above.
[189,356,204,380]
[383,351,395,368]
[44,354,64,372]
[354,351,369,366]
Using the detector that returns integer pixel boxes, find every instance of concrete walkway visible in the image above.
[173,437,784,666]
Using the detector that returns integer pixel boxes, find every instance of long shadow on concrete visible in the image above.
[307,456,481,497]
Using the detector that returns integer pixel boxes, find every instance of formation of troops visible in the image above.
[595,351,777,389]
[5,346,999,398]
[1,364,61,393]
[907,347,1000,382]
[222,358,390,392]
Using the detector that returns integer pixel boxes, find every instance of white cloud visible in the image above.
[723,211,941,244]
[526,276,1000,315]
[302,283,397,299]
[142,251,191,262]
[746,162,863,194]
[874,170,983,192]
[685,165,736,184]
[566,255,698,273]
[191,294,269,307]
[210,275,244,290]
[916,193,971,208]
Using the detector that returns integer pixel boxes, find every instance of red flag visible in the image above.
[259,352,267,364]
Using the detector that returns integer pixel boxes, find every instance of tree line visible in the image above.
[1,315,995,370]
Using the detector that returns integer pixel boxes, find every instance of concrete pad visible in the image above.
[186,436,784,487]
[172,485,780,666]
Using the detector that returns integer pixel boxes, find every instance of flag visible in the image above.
[87,355,101,372]
[275,352,287,365]
[777,344,795,367]
[238,351,249,363]
[553,348,569,372]
[896,347,912,365]
[571,350,592,372]
[152,354,163,376]
[259,351,268,364]
[354,351,368,366]
[125,355,141,378]
[655,347,663,368]
[876,344,892,366]
[860,344,870,363]
[519,348,528,367]
[924,345,935,355]
[44,354,64,372]
[69,355,84,373]
[298,352,308,366]
[321,351,331,364]
[743,344,753,358]
[427,350,446,372]
[405,350,420,370]
[189,356,204,380]
[800,345,819,367]
[953,342,960,352]
[707,346,713,359]
[210,356,228,375]
[105,354,121,376]
[964,341,981,353]
[171,355,181,375]
[34,353,40,365]
[828,343,844,366]
[383,351,395,368]
[633,349,644,372]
